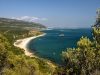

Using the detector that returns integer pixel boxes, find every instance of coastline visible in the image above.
[14,33,57,68]
[14,33,46,57]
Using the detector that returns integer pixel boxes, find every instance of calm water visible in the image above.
[28,28,92,64]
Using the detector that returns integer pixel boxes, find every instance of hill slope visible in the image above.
[0,18,46,30]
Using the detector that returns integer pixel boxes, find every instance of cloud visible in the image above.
[11,16,48,22]
[41,18,48,21]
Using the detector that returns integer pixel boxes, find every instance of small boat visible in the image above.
[59,34,64,36]
[39,39,41,40]
[53,52,56,55]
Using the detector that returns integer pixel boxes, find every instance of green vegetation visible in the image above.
[0,34,54,75]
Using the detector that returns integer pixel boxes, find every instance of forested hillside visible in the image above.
[0,18,46,30]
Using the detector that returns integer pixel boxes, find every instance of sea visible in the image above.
[28,28,92,65]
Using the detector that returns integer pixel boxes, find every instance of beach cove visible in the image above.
[13,33,57,69]
[14,28,92,65]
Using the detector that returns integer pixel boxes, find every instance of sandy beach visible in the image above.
[14,33,56,68]
[14,33,46,57]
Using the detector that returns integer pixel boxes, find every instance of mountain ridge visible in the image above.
[0,17,46,30]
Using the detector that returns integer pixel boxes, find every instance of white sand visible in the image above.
[14,33,46,57]
[14,33,56,68]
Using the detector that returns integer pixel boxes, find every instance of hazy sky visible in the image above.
[0,0,100,28]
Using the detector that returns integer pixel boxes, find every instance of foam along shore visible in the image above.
[14,33,46,57]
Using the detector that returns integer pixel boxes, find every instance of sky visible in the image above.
[0,0,100,28]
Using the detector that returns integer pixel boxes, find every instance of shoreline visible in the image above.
[14,33,57,68]
[14,33,46,57]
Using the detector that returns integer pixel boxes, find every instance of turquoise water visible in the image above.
[28,28,92,64]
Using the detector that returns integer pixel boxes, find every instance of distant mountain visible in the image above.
[0,17,46,30]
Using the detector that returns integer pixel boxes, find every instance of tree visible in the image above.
[61,35,100,75]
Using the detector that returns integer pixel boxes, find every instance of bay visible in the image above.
[28,28,92,64]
